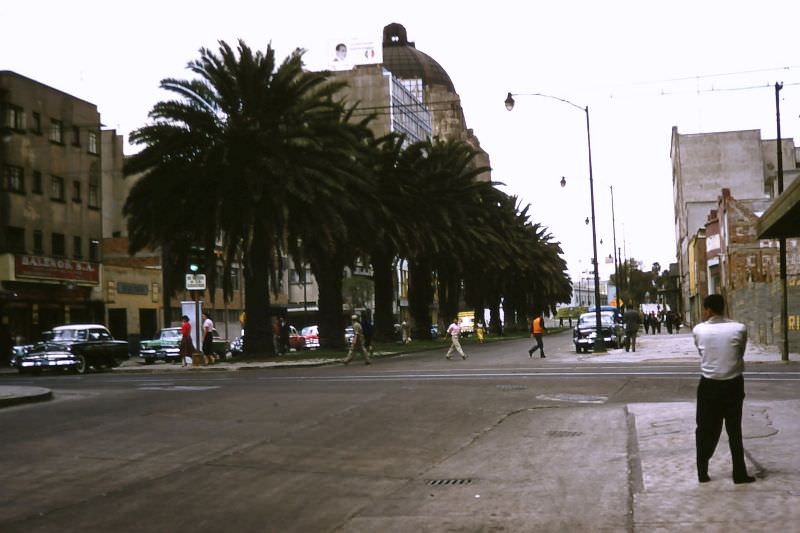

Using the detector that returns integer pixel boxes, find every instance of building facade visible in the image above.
[1,71,106,345]
[671,126,799,326]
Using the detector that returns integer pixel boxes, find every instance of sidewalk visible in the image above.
[578,330,800,364]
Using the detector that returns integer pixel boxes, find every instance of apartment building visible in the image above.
[1,71,106,344]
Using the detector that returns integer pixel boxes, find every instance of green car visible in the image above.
[140,327,182,364]
[140,327,230,364]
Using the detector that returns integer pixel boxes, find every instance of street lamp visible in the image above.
[505,91,606,352]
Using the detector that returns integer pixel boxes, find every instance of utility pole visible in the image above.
[775,82,789,361]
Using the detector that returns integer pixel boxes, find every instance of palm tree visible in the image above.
[284,107,378,349]
[124,40,356,355]
[398,137,490,338]
[360,133,410,341]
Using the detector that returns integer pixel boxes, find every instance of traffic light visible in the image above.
[187,246,205,274]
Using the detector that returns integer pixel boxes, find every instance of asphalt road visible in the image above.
[2,330,799,532]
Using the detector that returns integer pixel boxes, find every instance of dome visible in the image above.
[381,23,455,93]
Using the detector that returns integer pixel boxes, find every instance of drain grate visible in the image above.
[547,430,584,438]
[426,478,473,486]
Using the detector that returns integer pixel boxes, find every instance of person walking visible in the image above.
[445,317,467,360]
[343,315,371,365]
[623,307,641,352]
[179,315,193,367]
[363,317,375,356]
[401,321,411,344]
[528,313,546,358]
[201,312,215,365]
[693,293,756,484]
[475,321,486,343]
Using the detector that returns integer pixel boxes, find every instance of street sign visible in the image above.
[185,273,207,291]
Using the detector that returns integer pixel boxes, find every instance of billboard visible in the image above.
[328,36,382,71]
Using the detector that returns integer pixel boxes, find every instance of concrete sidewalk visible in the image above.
[578,330,800,364]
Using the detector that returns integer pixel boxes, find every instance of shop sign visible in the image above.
[15,254,99,284]
[117,282,149,295]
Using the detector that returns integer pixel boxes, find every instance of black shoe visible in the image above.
[540,354,545,358]
[699,473,711,483]
[733,474,756,484]
[528,350,533,358]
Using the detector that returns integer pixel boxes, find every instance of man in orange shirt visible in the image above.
[528,313,546,358]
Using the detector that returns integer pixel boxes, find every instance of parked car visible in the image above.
[229,335,244,355]
[139,327,228,364]
[301,325,320,349]
[140,327,182,364]
[344,326,354,346]
[288,325,307,351]
[14,324,129,374]
[9,344,34,367]
[573,311,620,353]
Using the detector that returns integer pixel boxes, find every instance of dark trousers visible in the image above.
[695,375,748,478]
[531,333,544,356]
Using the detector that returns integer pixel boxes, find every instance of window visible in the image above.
[32,171,42,194]
[89,239,101,262]
[88,175,99,208]
[49,119,63,143]
[72,180,81,203]
[50,176,65,201]
[52,233,66,257]
[2,165,24,193]
[4,104,25,130]
[230,265,240,291]
[72,126,80,147]
[88,131,98,154]
[31,112,42,134]
[73,236,82,259]
[33,230,43,254]
[6,226,25,253]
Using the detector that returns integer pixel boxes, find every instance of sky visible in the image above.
[4,0,800,284]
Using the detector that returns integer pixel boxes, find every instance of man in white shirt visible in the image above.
[692,294,755,484]
[446,318,467,360]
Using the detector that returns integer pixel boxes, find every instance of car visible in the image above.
[301,325,320,349]
[344,326,354,346]
[9,344,33,367]
[14,324,129,374]
[140,327,182,364]
[573,311,620,353]
[229,335,244,355]
[288,325,307,351]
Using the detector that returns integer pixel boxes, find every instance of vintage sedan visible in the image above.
[14,324,129,374]
[141,327,229,363]
[139,327,182,364]
[573,311,620,353]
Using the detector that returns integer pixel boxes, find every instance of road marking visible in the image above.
[137,385,221,391]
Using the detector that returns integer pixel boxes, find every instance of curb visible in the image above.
[0,386,53,408]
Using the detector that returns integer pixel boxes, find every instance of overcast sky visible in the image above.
[5,0,800,283]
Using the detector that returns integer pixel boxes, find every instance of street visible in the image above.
[2,331,799,532]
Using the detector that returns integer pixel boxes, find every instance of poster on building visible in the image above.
[328,35,382,71]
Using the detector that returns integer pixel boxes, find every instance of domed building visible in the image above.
[381,23,491,182]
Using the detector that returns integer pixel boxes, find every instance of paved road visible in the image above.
[1,331,798,532]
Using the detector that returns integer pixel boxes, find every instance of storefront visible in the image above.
[0,254,104,345]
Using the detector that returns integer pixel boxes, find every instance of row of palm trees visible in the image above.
[123,40,571,354]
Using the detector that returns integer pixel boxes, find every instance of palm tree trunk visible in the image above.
[243,224,273,355]
[314,259,346,350]
[371,251,395,341]
[408,258,433,339]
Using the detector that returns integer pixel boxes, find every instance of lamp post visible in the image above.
[774,82,789,361]
[505,92,606,352]
[610,185,620,315]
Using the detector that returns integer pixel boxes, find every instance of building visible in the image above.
[1,71,106,345]
[671,126,799,326]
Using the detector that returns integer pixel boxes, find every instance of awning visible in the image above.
[757,177,800,238]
